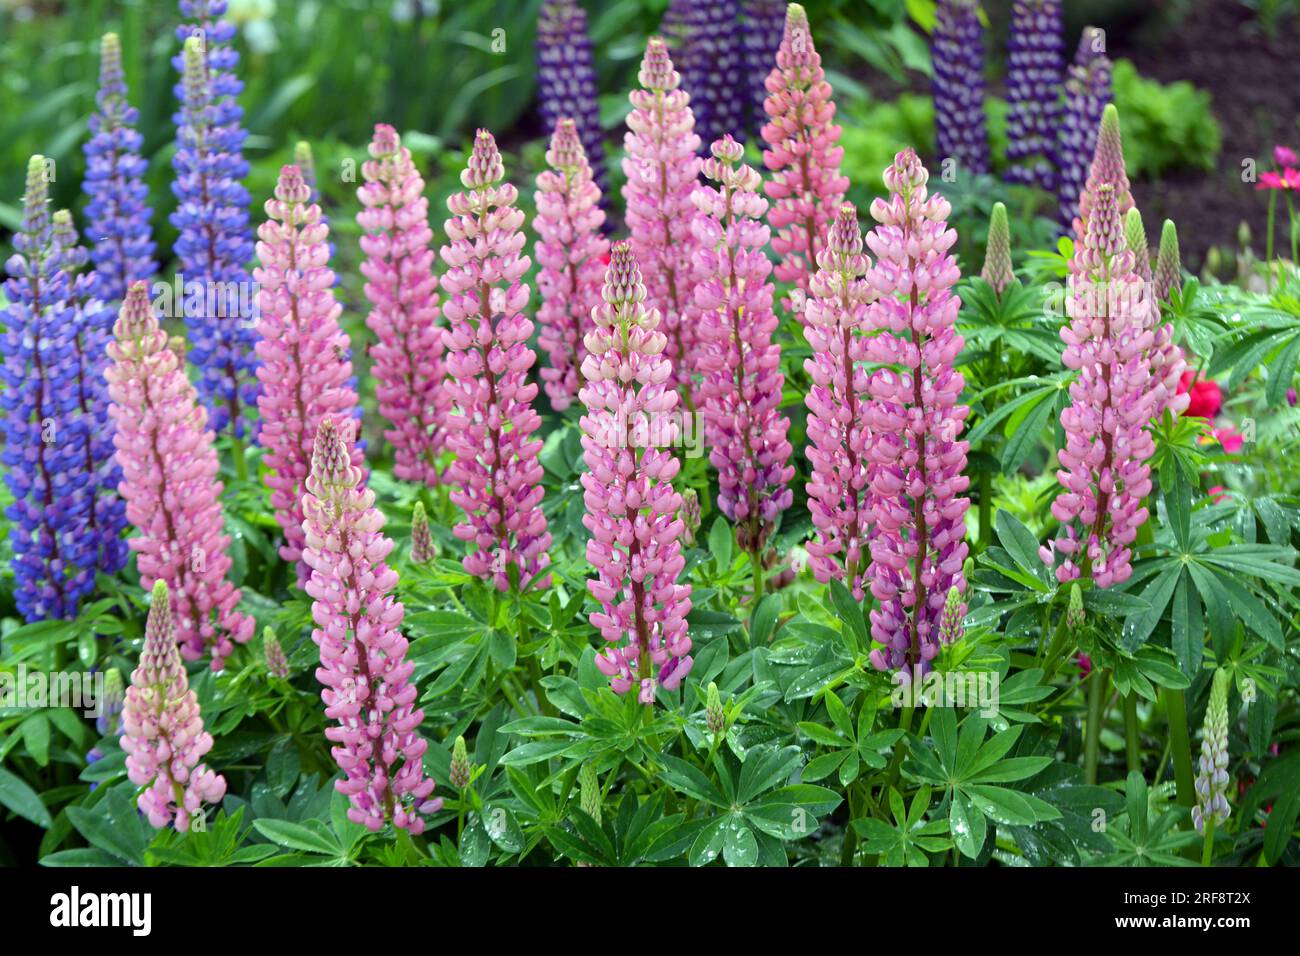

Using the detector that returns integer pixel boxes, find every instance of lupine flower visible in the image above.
[705,681,725,736]
[83,32,157,305]
[931,0,990,175]
[357,124,447,486]
[862,150,970,674]
[1124,207,1152,285]
[691,135,794,554]
[938,586,965,645]
[120,580,227,831]
[410,500,436,563]
[302,418,441,833]
[803,203,875,597]
[741,0,785,135]
[1056,26,1112,231]
[254,164,362,583]
[761,3,849,297]
[449,736,472,790]
[1075,104,1133,235]
[1040,184,1157,589]
[1154,218,1182,305]
[1066,582,1084,630]
[579,241,694,703]
[536,0,609,200]
[1004,0,1064,192]
[86,668,125,771]
[263,626,289,679]
[535,118,609,411]
[679,486,702,547]
[1192,668,1232,835]
[440,130,552,590]
[106,282,254,669]
[623,37,703,403]
[662,0,747,148]
[171,27,257,438]
[980,201,1014,296]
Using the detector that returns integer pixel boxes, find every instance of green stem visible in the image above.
[978,469,992,548]
[839,785,859,867]
[1084,669,1109,785]
[1201,818,1216,867]
[750,547,765,626]
[882,705,915,790]
[1266,192,1277,290]
[232,436,248,481]
[1123,693,1141,774]
[1163,687,1196,808]
[1287,194,1298,266]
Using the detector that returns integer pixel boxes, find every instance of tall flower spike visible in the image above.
[535,118,610,411]
[863,150,970,674]
[120,580,227,831]
[662,0,748,149]
[1192,668,1232,836]
[254,164,363,583]
[302,418,441,833]
[1003,0,1064,192]
[761,3,850,297]
[1154,219,1182,305]
[410,500,436,563]
[1124,207,1152,285]
[1074,103,1133,236]
[691,135,794,556]
[358,124,447,486]
[1056,26,1113,231]
[803,203,876,597]
[171,25,257,439]
[932,0,990,175]
[742,0,785,135]
[106,282,254,669]
[623,37,703,404]
[579,241,694,703]
[536,0,609,202]
[1040,184,1157,589]
[83,32,157,305]
[980,201,1014,296]
[440,130,552,590]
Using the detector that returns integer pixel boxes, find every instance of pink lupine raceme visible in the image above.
[803,204,875,597]
[622,37,702,405]
[106,282,253,670]
[254,164,362,583]
[440,129,551,590]
[535,117,609,411]
[1041,183,1157,589]
[1074,104,1133,237]
[761,3,849,298]
[691,135,793,556]
[120,580,226,830]
[357,124,447,485]
[580,241,693,703]
[301,418,441,833]
[863,150,970,674]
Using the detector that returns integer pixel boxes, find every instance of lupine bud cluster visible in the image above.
[357,124,447,485]
[1067,582,1084,629]
[1154,219,1182,305]
[1192,668,1232,836]
[536,0,609,199]
[83,32,156,305]
[863,150,970,674]
[580,241,694,703]
[1057,26,1113,231]
[939,586,965,645]
[803,204,875,597]
[662,0,748,149]
[1075,104,1133,236]
[679,487,702,547]
[705,681,725,736]
[761,3,849,297]
[1004,0,1064,192]
[691,136,794,553]
[440,130,552,590]
[410,501,436,563]
[535,118,609,411]
[120,580,227,831]
[741,0,785,135]
[1124,207,1153,285]
[106,283,253,669]
[932,0,990,175]
[623,37,703,402]
[263,626,289,679]
[449,736,472,790]
[981,202,1015,296]
[302,418,441,833]
[87,668,125,771]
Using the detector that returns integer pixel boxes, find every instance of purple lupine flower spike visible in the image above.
[1056,26,1112,231]
[171,6,257,440]
[663,0,748,148]
[83,32,156,306]
[1192,669,1232,836]
[1004,0,1064,192]
[536,0,610,204]
[741,0,785,135]
[932,0,990,175]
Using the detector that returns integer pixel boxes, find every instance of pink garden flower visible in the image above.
[1274,145,1297,168]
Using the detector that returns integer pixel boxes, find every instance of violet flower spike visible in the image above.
[741,0,785,136]
[1056,26,1113,232]
[1004,0,1064,192]
[536,0,610,205]
[662,0,748,149]
[932,0,990,175]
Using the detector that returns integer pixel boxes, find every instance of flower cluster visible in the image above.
[580,241,694,702]
[263,627,289,679]
[862,150,970,674]
[1056,26,1113,231]
[1074,104,1133,236]
[691,136,794,555]
[106,282,254,668]
[932,0,990,175]
[440,130,552,590]
[1154,219,1182,305]
[1192,669,1232,835]
[1257,144,1300,192]
[980,201,1014,296]
[536,0,609,199]
[742,0,787,134]
[410,500,436,563]
[1124,207,1152,285]
[302,418,441,833]
[1003,0,1064,191]
[662,0,748,149]
[535,118,609,411]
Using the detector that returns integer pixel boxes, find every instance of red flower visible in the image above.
[1275,145,1298,168]
[1177,372,1222,419]
[1257,168,1300,191]
[1212,428,1244,453]
[1208,485,1231,503]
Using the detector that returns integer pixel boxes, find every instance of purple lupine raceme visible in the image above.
[83,32,156,306]
[862,150,970,674]
[662,0,748,148]
[761,3,850,300]
[536,0,609,201]
[580,241,694,703]
[1192,668,1231,836]
[803,203,875,598]
[440,130,552,590]
[623,37,703,406]
[741,0,785,136]
[357,124,447,486]
[932,0,990,175]
[120,580,227,831]
[106,282,254,669]
[535,118,609,412]
[1056,26,1113,231]
[1004,0,1064,192]
[302,418,441,834]
[691,135,794,558]
[254,165,363,584]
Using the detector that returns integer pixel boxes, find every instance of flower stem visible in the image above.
[231,436,248,481]
[1084,668,1109,785]
[1201,818,1216,866]
[1123,693,1141,773]
[1163,687,1196,808]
